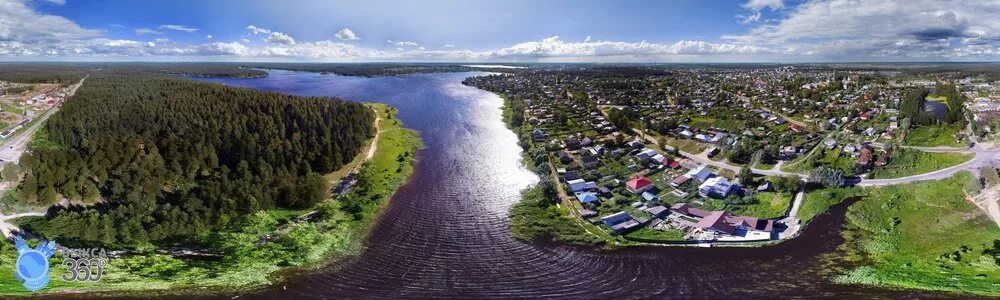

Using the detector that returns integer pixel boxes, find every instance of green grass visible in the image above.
[0,103,423,296]
[727,191,792,219]
[509,183,606,246]
[1,103,24,115]
[833,172,1000,296]
[925,94,948,102]
[625,227,685,241]
[904,124,965,147]
[798,187,860,225]
[868,148,972,179]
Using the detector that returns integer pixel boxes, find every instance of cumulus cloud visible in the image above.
[196,41,249,56]
[159,24,199,33]
[725,0,1000,60]
[4,0,1000,62]
[334,28,359,40]
[264,31,295,45]
[135,28,162,35]
[737,0,783,24]
[489,36,773,59]
[0,0,100,43]
[246,25,270,35]
[387,39,419,47]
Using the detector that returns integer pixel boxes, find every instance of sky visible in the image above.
[2,0,1000,62]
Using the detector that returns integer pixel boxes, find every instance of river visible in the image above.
[181,70,938,299]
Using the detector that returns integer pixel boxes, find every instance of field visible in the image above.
[904,124,965,147]
[0,104,423,296]
[833,172,1000,296]
[867,149,972,179]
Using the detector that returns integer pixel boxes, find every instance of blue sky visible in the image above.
[3,0,1000,62]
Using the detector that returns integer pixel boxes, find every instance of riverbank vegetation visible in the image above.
[0,103,420,296]
[832,172,1000,296]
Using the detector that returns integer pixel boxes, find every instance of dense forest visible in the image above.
[19,74,374,247]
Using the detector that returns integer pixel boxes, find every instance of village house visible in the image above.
[698,177,734,198]
[685,164,714,182]
[626,176,655,194]
[602,211,641,234]
[532,128,547,142]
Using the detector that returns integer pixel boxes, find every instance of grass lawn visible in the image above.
[833,172,1000,296]
[625,227,685,241]
[868,148,972,179]
[727,191,792,219]
[798,187,860,225]
[1,103,24,115]
[904,124,965,147]
[658,134,708,154]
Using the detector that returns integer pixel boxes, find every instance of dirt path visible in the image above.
[363,107,382,161]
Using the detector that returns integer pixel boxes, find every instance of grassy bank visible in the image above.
[832,172,1000,296]
[0,103,422,296]
[798,187,861,225]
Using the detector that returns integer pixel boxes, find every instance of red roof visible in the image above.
[626,176,653,190]
[668,161,681,169]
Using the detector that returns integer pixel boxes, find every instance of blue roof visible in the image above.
[575,192,600,204]
[642,191,660,201]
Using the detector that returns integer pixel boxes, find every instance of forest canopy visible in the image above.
[21,74,374,247]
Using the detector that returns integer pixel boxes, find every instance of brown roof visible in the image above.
[695,211,736,234]
[670,203,711,218]
[858,145,874,165]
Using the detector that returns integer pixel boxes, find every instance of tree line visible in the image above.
[21,74,374,247]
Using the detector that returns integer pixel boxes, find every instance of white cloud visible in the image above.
[264,31,295,45]
[725,0,1000,60]
[196,41,249,56]
[488,36,773,60]
[387,39,419,47]
[334,28,360,40]
[205,35,212,39]
[134,28,162,35]
[0,0,100,43]
[41,0,65,5]
[738,0,784,24]
[4,0,1000,62]
[159,24,199,33]
[246,25,270,35]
